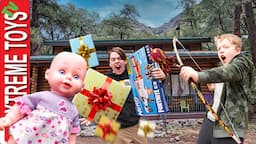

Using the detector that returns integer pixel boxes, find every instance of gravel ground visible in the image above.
[76,119,256,144]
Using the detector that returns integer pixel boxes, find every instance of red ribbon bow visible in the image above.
[98,121,117,139]
[87,87,113,111]
[80,77,122,121]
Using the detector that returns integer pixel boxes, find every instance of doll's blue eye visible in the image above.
[59,70,65,75]
[73,75,79,80]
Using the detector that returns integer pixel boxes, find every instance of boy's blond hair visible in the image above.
[214,34,242,49]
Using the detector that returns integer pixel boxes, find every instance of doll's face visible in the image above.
[45,52,87,97]
[216,39,241,65]
[109,51,127,75]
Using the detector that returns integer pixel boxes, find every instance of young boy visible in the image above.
[180,34,256,144]
[0,52,87,144]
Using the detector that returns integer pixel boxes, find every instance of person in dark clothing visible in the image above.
[106,70,139,129]
[107,47,166,144]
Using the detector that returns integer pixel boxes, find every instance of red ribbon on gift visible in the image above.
[98,120,117,139]
[80,77,122,121]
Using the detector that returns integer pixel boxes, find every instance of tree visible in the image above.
[178,0,240,37]
[232,0,256,64]
[102,14,133,40]
[30,0,100,54]
[233,4,242,36]
[244,0,256,65]
[102,4,139,40]
[120,4,140,20]
[179,0,197,30]
[30,0,61,55]
[178,0,256,58]
[59,4,99,39]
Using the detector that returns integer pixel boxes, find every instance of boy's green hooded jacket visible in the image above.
[198,52,256,138]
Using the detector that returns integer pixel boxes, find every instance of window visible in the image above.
[163,74,206,112]
[171,75,190,96]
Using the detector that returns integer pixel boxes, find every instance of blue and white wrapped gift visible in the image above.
[69,34,99,67]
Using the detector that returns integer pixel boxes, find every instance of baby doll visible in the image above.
[0,52,87,144]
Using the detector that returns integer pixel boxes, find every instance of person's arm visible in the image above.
[0,104,25,130]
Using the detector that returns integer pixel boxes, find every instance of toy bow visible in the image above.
[172,37,242,144]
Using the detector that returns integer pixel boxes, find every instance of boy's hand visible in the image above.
[180,66,198,83]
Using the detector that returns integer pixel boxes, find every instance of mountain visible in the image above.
[131,12,183,35]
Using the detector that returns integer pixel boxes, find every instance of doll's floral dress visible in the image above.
[9,91,80,144]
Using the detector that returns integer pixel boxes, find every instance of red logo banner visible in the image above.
[0,0,30,142]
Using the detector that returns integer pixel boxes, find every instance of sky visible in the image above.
[58,0,184,28]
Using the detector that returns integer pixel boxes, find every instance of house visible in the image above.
[30,37,220,113]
